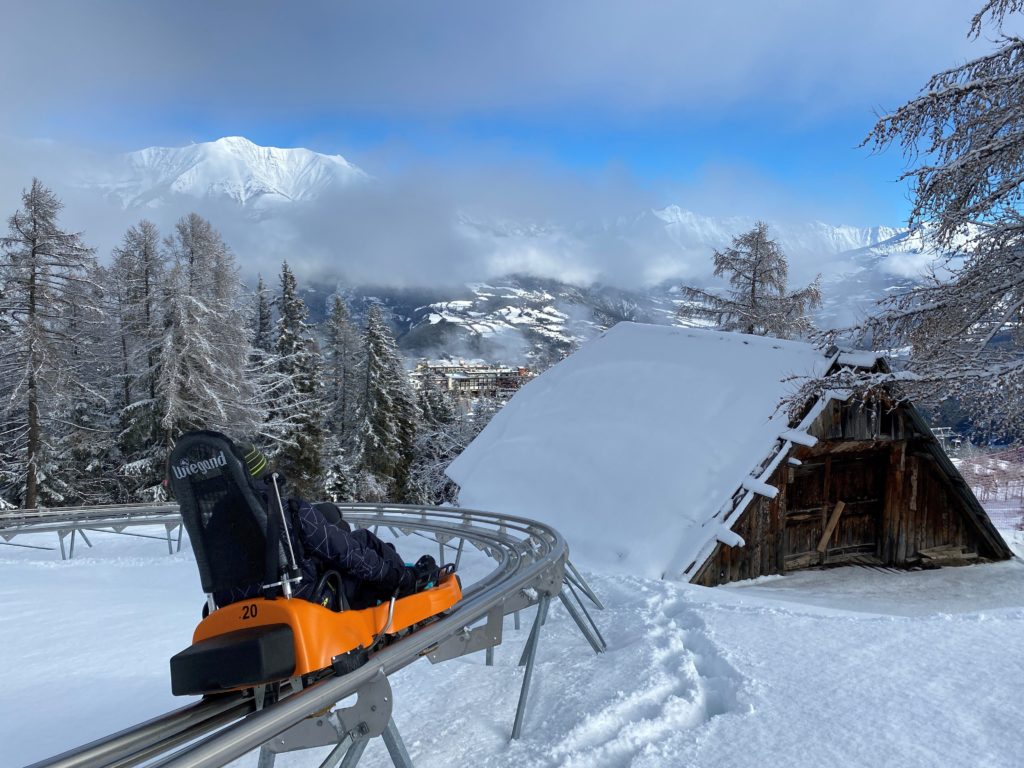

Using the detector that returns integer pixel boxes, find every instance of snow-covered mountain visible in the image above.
[377,228,935,365]
[65,136,945,358]
[87,136,367,209]
[79,138,905,273]
[650,204,903,256]
[331,264,922,367]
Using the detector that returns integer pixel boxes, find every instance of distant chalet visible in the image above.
[448,323,1011,585]
[412,361,535,400]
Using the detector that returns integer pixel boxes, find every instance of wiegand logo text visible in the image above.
[172,451,228,479]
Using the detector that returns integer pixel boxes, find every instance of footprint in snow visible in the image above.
[546,591,743,768]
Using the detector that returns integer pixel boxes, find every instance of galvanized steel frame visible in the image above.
[0,503,183,559]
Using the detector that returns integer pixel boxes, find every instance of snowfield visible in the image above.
[3,526,1024,767]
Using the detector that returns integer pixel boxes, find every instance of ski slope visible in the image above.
[3,525,1024,767]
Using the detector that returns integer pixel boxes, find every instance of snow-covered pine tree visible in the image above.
[409,392,498,505]
[795,1,1024,436]
[0,180,102,507]
[678,221,821,339]
[108,220,169,498]
[252,274,273,354]
[271,261,324,497]
[54,267,119,504]
[417,369,457,429]
[245,305,299,452]
[408,371,460,505]
[0,280,12,501]
[320,294,363,501]
[157,213,252,445]
[323,294,361,439]
[355,303,419,501]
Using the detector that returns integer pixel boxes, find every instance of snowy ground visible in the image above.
[4,526,1024,767]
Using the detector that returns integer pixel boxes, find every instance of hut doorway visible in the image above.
[784,451,888,569]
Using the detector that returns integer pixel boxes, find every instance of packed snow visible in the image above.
[448,323,834,580]
[4,523,1024,767]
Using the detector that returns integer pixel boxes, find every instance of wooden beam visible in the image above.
[785,551,821,570]
[816,501,847,553]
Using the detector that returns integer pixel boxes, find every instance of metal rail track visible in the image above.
[24,503,605,768]
[0,503,183,558]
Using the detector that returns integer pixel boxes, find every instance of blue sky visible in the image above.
[0,1,997,227]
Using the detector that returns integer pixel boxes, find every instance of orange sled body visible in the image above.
[170,574,462,696]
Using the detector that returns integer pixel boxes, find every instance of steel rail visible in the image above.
[0,502,549,560]
[0,504,184,559]
[25,694,252,768]
[3,515,182,537]
[27,504,574,768]
[1,503,179,527]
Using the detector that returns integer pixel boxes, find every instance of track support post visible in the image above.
[259,670,415,768]
[512,593,550,740]
[559,579,607,654]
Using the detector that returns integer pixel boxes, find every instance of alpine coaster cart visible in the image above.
[166,430,462,767]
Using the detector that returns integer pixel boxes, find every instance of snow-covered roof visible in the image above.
[446,322,837,580]
[836,350,883,369]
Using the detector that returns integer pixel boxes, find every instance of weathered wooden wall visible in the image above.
[691,462,787,587]
[690,399,1000,587]
[808,397,912,442]
[880,441,983,563]
[784,450,887,569]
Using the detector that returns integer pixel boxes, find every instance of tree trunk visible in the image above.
[119,294,131,411]
[25,242,39,509]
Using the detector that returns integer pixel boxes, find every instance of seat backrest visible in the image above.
[168,430,286,597]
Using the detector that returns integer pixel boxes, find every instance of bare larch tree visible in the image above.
[0,180,98,507]
[678,221,822,339]
[796,1,1024,436]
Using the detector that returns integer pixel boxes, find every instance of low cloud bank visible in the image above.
[0,137,922,292]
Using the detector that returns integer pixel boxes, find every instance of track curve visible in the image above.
[24,503,600,768]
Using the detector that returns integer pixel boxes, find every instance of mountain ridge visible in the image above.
[66,136,936,355]
[91,136,367,209]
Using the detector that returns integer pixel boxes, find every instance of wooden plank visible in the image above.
[750,501,760,579]
[827,552,883,566]
[823,456,832,511]
[817,501,847,553]
[897,455,916,564]
[881,442,904,564]
[892,445,906,562]
[909,459,919,510]
[787,499,880,516]
[691,550,718,586]
[918,545,977,558]
[775,499,784,574]
[918,544,979,566]
[785,551,821,570]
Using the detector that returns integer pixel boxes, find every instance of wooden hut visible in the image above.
[447,323,1012,586]
[692,373,1013,585]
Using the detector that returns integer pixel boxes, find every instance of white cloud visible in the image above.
[0,1,985,134]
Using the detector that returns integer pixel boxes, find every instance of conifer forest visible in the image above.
[0,180,490,509]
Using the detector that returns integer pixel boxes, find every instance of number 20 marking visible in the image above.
[241,604,258,620]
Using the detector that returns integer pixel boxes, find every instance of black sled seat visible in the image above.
[167,430,462,696]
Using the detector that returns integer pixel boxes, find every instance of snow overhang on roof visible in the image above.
[836,350,884,369]
[447,322,840,581]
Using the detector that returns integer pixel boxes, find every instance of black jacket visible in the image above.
[289,497,406,596]
[212,483,408,609]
